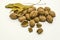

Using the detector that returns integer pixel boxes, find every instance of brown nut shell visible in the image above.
[18,16,26,22]
[30,11,38,18]
[21,20,28,27]
[28,27,33,33]
[46,15,53,23]
[29,20,35,28]
[9,13,18,20]
[44,7,50,12]
[44,11,49,16]
[37,28,43,34]
[39,16,46,22]
[36,23,42,28]
[23,10,28,15]
[49,11,56,17]
[28,7,36,13]
[37,7,44,15]
[25,14,30,21]
[34,17,39,23]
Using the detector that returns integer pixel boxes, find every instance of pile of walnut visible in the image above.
[5,3,56,34]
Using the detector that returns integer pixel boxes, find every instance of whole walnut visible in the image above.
[18,16,26,22]
[46,15,53,23]
[39,16,46,22]
[9,13,18,20]
[37,7,44,15]
[30,11,38,18]
[49,11,56,17]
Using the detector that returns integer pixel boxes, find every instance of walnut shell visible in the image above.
[29,20,35,28]
[25,14,30,21]
[44,7,50,12]
[46,15,53,23]
[39,16,46,22]
[30,11,38,18]
[34,17,39,23]
[44,11,49,16]
[18,16,26,22]
[28,7,36,13]
[49,11,56,17]
[36,23,42,28]
[21,20,28,27]
[37,7,44,15]
[37,28,43,34]
[9,13,18,20]
[28,27,33,32]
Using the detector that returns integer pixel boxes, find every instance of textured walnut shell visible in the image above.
[37,7,44,15]
[44,11,49,16]
[18,16,26,22]
[34,17,39,23]
[28,27,33,32]
[30,11,38,18]
[49,11,56,17]
[29,20,35,28]
[44,7,50,12]
[25,14,30,21]
[21,20,28,27]
[9,13,18,20]
[46,15,53,23]
[36,23,42,28]
[39,16,46,22]
[37,28,43,34]
[22,10,28,15]
[28,7,36,13]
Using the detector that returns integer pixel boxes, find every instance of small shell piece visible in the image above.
[36,23,42,28]
[22,10,28,15]
[9,13,18,20]
[18,16,26,22]
[46,15,53,23]
[28,27,33,33]
[49,11,56,17]
[37,28,43,34]
[39,16,46,22]
[44,7,50,12]
[21,20,28,27]
[28,7,36,13]
[25,14,30,21]
[29,20,35,28]
[44,11,49,16]
[37,7,44,15]
[34,17,39,23]
[30,11,38,18]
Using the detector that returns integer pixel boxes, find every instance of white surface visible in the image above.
[0,0,60,40]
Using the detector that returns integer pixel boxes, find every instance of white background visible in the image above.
[0,0,60,40]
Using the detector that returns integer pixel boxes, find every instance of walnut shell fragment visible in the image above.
[37,28,43,34]
[29,20,35,28]
[36,23,42,28]
[46,15,53,23]
[39,16,46,22]
[9,13,18,20]
[21,20,28,27]
[28,27,33,33]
